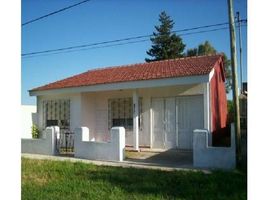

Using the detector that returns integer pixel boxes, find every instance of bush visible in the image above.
[227,100,234,123]
[31,124,40,138]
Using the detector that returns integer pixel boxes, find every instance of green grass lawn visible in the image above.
[22,158,246,200]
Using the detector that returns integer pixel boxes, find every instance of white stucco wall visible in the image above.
[21,105,37,138]
[193,124,236,169]
[74,127,125,161]
[21,126,59,155]
[36,83,207,148]
[84,90,134,143]
[81,93,96,134]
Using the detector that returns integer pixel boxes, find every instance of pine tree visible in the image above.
[145,11,185,62]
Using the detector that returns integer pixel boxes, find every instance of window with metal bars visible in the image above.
[42,99,70,130]
[108,97,142,130]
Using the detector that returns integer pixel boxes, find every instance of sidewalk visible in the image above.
[21,153,210,173]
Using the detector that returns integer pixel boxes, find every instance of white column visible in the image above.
[70,94,82,131]
[203,82,211,131]
[133,89,139,151]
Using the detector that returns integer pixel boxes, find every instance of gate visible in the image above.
[56,129,74,155]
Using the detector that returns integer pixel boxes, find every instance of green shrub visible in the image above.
[227,100,235,123]
[31,124,40,138]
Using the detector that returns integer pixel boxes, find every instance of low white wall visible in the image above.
[193,124,236,169]
[21,126,59,155]
[21,105,37,138]
[74,127,125,161]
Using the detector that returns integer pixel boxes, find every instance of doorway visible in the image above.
[152,97,176,149]
[152,95,204,150]
[176,95,204,150]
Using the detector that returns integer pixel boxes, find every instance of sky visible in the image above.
[21,0,247,105]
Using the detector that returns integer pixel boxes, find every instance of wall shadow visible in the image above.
[125,149,193,168]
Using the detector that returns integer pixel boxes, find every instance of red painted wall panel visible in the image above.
[210,58,228,135]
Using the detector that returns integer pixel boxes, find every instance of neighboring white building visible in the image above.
[21,105,37,138]
[29,55,228,151]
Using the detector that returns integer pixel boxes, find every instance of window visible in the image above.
[42,99,70,130]
[108,97,142,130]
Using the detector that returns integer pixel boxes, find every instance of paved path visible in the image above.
[21,153,210,173]
[125,149,193,168]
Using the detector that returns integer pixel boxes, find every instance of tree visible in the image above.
[186,41,216,56]
[145,11,185,62]
[222,54,232,93]
[227,100,235,123]
[186,41,232,93]
[186,48,198,57]
[197,41,217,55]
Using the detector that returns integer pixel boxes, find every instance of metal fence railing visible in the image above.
[56,129,74,155]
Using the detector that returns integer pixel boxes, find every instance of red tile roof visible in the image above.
[31,54,222,91]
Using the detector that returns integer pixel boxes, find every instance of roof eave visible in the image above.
[29,74,211,96]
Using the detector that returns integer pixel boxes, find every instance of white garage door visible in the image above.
[152,95,204,150]
[176,95,204,150]
[152,97,176,149]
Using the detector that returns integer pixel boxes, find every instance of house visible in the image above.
[29,54,228,151]
[21,105,37,139]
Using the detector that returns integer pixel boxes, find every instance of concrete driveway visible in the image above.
[125,149,193,169]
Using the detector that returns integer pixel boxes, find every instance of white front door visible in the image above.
[152,98,176,149]
[176,95,204,150]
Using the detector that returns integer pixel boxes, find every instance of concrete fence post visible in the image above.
[44,127,53,154]
[111,127,125,161]
[44,126,58,155]
[52,126,59,155]
[74,127,92,158]
[74,127,83,156]
[82,127,90,142]
[74,127,94,143]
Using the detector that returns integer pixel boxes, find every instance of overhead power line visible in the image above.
[22,20,247,57]
[23,39,150,59]
[22,24,247,59]
[22,0,91,26]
